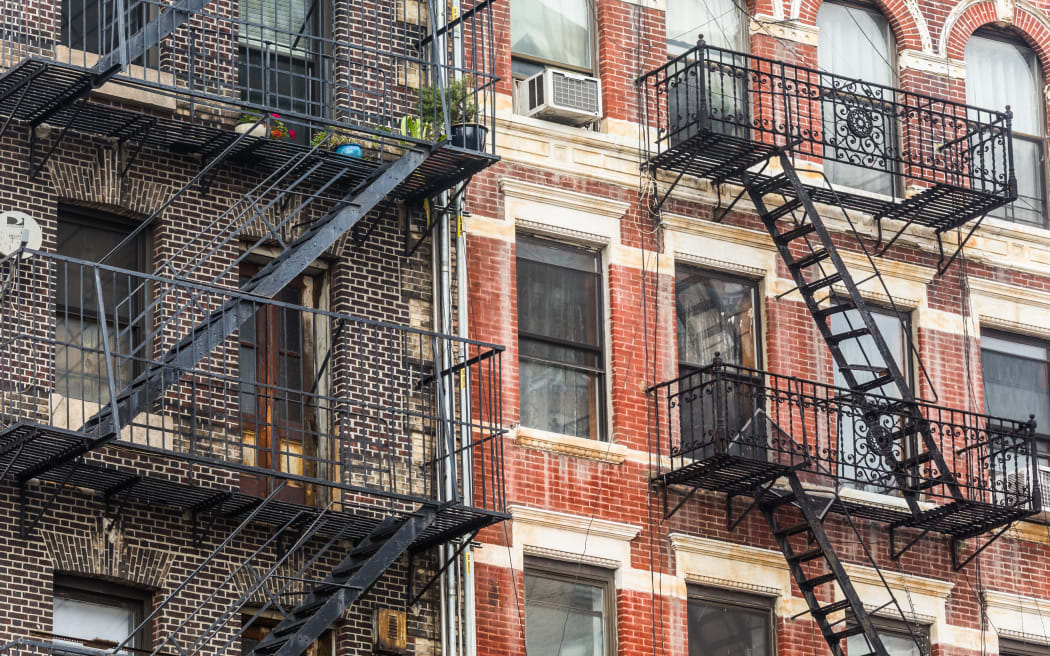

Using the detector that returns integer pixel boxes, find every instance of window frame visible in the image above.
[967,26,1048,228]
[1000,636,1050,656]
[55,205,153,403]
[53,575,153,652]
[509,0,597,77]
[515,233,608,441]
[523,555,617,656]
[674,264,762,375]
[980,328,1050,447]
[664,0,750,56]
[686,585,776,656]
[844,614,930,655]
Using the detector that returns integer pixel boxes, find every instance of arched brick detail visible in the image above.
[43,517,175,589]
[942,2,1050,74]
[794,0,931,52]
[50,142,174,219]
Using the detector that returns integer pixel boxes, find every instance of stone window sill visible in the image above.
[514,426,627,465]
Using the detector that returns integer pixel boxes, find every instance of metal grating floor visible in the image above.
[0,422,507,551]
[0,58,497,202]
[647,128,1011,235]
[658,452,1037,538]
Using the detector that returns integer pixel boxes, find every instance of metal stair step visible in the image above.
[899,451,934,468]
[826,327,870,346]
[761,492,798,509]
[792,249,830,270]
[801,272,843,296]
[773,521,812,538]
[272,616,311,637]
[766,199,804,222]
[787,546,825,564]
[799,572,838,590]
[813,599,852,617]
[749,174,790,197]
[826,624,867,642]
[776,222,817,244]
[852,374,896,393]
[816,302,854,320]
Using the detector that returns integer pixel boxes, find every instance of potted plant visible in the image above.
[236,113,296,141]
[235,113,267,137]
[311,129,363,158]
[420,76,486,151]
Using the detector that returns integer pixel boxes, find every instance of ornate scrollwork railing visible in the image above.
[638,40,1014,199]
[649,359,1039,510]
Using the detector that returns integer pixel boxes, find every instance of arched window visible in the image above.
[817,1,898,195]
[966,29,1046,227]
[665,0,747,55]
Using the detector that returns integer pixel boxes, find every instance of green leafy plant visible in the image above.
[237,112,260,125]
[310,129,356,149]
[419,76,478,126]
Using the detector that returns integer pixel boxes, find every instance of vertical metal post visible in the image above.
[95,268,122,438]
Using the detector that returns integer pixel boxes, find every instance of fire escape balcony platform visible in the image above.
[0,421,507,551]
[0,58,496,201]
[639,43,1016,235]
[651,362,1040,538]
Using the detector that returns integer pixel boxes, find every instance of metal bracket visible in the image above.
[951,522,1013,571]
[408,530,480,607]
[116,117,157,178]
[727,476,781,532]
[20,462,80,538]
[103,475,140,532]
[189,491,235,548]
[28,99,87,179]
[888,524,931,561]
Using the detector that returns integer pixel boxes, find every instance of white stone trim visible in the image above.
[501,178,631,221]
[898,50,966,78]
[523,544,622,570]
[516,219,610,247]
[514,426,628,464]
[670,534,789,572]
[510,505,642,542]
[685,574,781,597]
[750,15,819,46]
[674,251,767,279]
[983,589,1050,644]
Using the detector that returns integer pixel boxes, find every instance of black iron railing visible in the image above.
[638,40,1015,198]
[0,248,506,514]
[649,359,1039,511]
[0,0,498,154]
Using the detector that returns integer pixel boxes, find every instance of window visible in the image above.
[516,235,606,440]
[817,1,898,196]
[687,586,774,656]
[1000,637,1050,656]
[844,617,928,656]
[511,0,593,76]
[675,266,759,374]
[61,0,156,64]
[980,331,1050,491]
[666,0,746,56]
[53,576,151,651]
[524,558,615,656]
[239,265,327,504]
[55,207,151,405]
[238,0,330,144]
[966,29,1046,227]
[832,303,911,492]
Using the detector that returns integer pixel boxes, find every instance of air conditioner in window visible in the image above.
[1002,468,1050,510]
[523,69,602,126]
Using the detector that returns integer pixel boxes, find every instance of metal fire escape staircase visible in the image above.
[0,1,502,652]
[639,40,1034,656]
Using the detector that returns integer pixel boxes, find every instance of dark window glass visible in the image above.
[55,209,151,405]
[238,0,328,143]
[832,304,910,492]
[53,577,151,652]
[688,591,772,656]
[676,267,758,372]
[524,563,612,656]
[516,235,605,440]
[60,0,156,65]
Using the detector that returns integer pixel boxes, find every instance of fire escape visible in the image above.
[0,0,505,654]
[639,40,1040,656]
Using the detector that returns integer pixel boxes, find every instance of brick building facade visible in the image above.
[463,0,1050,654]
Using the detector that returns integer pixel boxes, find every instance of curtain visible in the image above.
[511,0,591,70]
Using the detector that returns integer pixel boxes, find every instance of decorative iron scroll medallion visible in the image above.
[846,108,874,139]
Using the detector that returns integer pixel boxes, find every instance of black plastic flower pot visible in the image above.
[450,123,488,151]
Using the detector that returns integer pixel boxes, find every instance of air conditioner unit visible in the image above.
[523,69,602,126]
[1002,468,1050,510]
